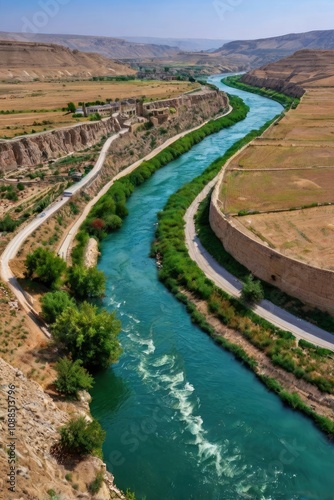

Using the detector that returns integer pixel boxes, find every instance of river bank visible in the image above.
[91,77,334,499]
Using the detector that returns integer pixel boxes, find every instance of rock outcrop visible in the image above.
[241,49,334,97]
[0,89,229,173]
[0,357,123,499]
[240,73,305,98]
[0,118,118,173]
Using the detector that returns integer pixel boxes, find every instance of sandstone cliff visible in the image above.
[241,49,334,96]
[0,90,228,173]
[0,357,123,499]
[240,73,305,98]
[0,118,118,173]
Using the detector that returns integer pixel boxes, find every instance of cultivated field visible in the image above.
[220,84,334,269]
[224,167,334,213]
[0,79,198,138]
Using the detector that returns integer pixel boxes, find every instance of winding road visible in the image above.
[0,130,127,324]
[1,101,334,351]
[184,178,334,351]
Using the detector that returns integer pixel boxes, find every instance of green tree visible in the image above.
[67,102,76,113]
[51,302,122,370]
[54,357,94,399]
[25,247,66,289]
[41,290,75,324]
[241,274,264,304]
[67,266,106,300]
[59,416,105,456]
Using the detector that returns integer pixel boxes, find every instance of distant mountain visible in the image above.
[0,32,180,60]
[0,40,135,81]
[174,29,334,73]
[119,37,230,52]
[214,29,334,65]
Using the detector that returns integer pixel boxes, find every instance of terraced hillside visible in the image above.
[210,50,334,313]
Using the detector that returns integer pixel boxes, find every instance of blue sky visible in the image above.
[0,0,333,40]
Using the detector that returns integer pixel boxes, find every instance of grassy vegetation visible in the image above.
[223,75,300,109]
[72,94,249,265]
[150,134,334,436]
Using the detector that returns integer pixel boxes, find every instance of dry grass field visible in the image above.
[224,167,334,213]
[241,206,334,268]
[0,79,198,138]
[220,80,334,269]
[262,89,334,142]
[231,143,334,170]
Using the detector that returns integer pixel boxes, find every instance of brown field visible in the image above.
[262,89,334,142]
[241,206,334,268]
[231,143,334,170]
[224,168,334,213]
[0,79,198,138]
[220,83,334,269]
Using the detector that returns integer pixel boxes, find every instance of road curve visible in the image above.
[58,107,233,261]
[0,109,233,329]
[0,131,126,325]
[184,179,334,351]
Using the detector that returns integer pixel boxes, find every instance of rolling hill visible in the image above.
[0,40,135,81]
[241,49,334,90]
[175,29,334,73]
[0,32,180,60]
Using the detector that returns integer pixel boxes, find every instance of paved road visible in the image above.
[184,179,334,351]
[0,131,126,327]
[58,107,233,261]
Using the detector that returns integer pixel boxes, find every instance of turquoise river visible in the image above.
[90,76,334,500]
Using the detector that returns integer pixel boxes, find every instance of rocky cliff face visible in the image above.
[0,118,118,173]
[0,357,123,499]
[240,49,334,97]
[240,73,305,98]
[0,90,228,173]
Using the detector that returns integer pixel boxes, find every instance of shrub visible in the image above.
[51,302,121,370]
[25,247,66,289]
[241,275,264,304]
[59,416,105,456]
[89,471,104,494]
[67,266,106,300]
[54,357,94,398]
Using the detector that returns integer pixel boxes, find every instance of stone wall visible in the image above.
[210,187,334,314]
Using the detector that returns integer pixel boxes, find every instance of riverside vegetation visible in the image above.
[72,94,247,264]
[223,75,300,109]
[67,91,334,435]
[23,246,122,463]
[70,90,334,435]
[152,139,334,436]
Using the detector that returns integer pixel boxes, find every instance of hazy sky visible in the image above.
[0,0,333,40]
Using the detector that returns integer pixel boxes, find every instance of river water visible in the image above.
[90,76,334,500]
